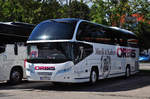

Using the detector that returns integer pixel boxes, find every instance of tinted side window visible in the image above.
[102,28,117,45]
[118,35,128,46]
[76,22,91,41]
[116,32,138,47]
[76,22,112,44]
[113,31,128,46]
[127,34,138,48]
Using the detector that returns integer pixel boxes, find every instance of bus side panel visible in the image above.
[86,43,118,79]
[87,43,139,79]
[131,48,139,74]
[0,44,27,81]
[0,54,7,81]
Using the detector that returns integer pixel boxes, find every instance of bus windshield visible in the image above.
[27,42,74,63]
[28,20,77,40]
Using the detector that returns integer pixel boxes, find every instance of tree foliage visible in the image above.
[91,0,150,49]
[90,0,131,26]
[0,0,90,24]
[0,0,150,49]
[62,1,90,20]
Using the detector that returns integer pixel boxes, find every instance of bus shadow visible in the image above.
[1,70,150,93]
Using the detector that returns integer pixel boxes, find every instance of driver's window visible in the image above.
[73,43,93,64]
[73,44,84,63]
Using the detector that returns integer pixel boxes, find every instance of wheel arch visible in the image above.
[125,64,131,77]
[10,65,23,79]
[91,66,99,77]
[126,64,131,69]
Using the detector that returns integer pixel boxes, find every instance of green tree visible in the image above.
[128,0,150,49]
[90,0,131,26]
[0,0,61,24]
[18,0,40,23]
[62,0,90,20]
[90,0,107,24]
[32,0,62,24]
[2,0,24,22]
[1,0,39,23]
[136,22,150,49]
[90,0,150,49]
[0,0,5,21]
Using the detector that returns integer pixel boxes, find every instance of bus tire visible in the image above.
[90,69,98,84]
[9,68,23,84]
[125,66,131,78]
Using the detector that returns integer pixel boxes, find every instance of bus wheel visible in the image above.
[90,69,98,84]
[9,68,23,84]
[125,66,131,78]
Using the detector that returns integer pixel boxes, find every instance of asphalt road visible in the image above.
[0,63,150,99]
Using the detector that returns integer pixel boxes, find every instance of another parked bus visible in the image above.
[0,22,34,83]
[25,18,139,84]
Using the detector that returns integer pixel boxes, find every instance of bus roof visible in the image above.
[109,26,135,35]
[108,26,137,39]
[52,18,80,22]
[28,18,137,43]
[0,22,35,43]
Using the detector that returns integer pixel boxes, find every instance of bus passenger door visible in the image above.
[73,43,93,78]
[73,44,87,78]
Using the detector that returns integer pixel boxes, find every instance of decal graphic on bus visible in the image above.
[35,66,55,70]
[117,48,136,58]
[95,48,116,55]
[100,56,111,78]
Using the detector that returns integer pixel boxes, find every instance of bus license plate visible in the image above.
[40,77,51,80]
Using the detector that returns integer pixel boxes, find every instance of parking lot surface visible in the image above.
[0,63,150,99]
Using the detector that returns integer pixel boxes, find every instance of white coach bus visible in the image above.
[25,18,139,84]
[0,22,34,83]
